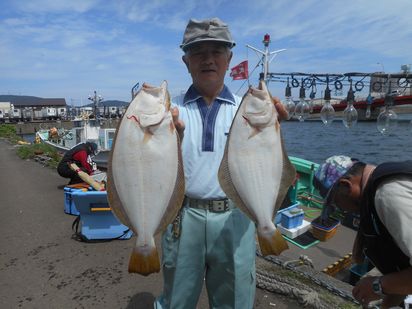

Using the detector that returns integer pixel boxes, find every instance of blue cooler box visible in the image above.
[281,208,304,229]
[71,190,133,241]
[64,187,86,215]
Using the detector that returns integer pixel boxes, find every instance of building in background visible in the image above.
[0,95,66,122]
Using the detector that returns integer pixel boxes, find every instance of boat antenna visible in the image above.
[88,91,103,120]
[246,34,286,83]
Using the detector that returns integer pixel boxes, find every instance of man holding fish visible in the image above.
[154,17,291,309]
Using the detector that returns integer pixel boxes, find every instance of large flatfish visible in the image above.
[107,81,185,276]
[218,80,296,256]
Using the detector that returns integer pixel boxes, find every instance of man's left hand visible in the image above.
[171,106,185,142]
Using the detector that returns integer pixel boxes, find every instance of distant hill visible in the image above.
[0,95,65,106]
[0,95,128,107]
[0,95,44,104]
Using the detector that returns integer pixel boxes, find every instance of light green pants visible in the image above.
[155,205,256,309]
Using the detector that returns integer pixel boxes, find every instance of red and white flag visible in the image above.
[230,60,248,80]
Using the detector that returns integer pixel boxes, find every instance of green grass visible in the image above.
[0,124,21,143]
[16,143,62,168]
[0,124,62,168]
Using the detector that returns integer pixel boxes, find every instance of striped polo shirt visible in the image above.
[173,85,241,200]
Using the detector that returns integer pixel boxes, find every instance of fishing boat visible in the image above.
[310,94,412,121]
[35,117,116,169]
[288,156,321,207]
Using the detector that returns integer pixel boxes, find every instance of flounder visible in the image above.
[107,81,185,275]
[218,80,296,256]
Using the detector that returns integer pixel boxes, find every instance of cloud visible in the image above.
[1,0,411,102]
[11,0,100,13]
[230,1,412,55]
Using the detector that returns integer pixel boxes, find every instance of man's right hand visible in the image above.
[171,107,185,141]
[272,96,288,120]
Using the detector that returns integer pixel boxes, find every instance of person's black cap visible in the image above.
[86,141,98,156]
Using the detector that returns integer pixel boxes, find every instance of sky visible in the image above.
[1,0,411,105]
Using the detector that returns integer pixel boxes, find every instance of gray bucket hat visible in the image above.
[180,18,235,52]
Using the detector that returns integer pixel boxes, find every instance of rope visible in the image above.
[283,255,315,269]
[256,250,359,305]
[256,270,324,309]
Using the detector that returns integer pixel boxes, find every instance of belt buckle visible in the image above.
[210,200,228,212]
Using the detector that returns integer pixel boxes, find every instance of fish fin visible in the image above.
[218,137,256,221]
[258,228,288,256]
[274,128,297,213]
[155,130,185,234]
[128,246,160,276]
[106,119,136,231]
[107,175,135,231]
[275,119,280,132]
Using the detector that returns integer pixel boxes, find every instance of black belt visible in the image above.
[185,196,234,212]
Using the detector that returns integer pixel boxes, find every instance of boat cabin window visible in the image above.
[88,119,98,127]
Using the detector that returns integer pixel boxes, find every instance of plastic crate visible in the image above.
[311,226,338,241]
[274,202,300,225]
[281,208,304,229]
[310,217,340,241]
[278,219,311,239]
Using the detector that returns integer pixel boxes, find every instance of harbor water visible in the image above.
[20,119,411,165]
[282,120,412,165]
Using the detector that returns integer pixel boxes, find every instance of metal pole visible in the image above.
[246,37,286,83]
[94,91,98,119]
[263,42,269,81]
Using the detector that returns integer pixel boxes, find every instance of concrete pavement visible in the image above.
[0,139,305,309]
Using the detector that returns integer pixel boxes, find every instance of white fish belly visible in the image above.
[111,113,178,242]
[228,118,283,226]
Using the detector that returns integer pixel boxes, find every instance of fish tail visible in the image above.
[258,228,288,256]
[128,245,160,276]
